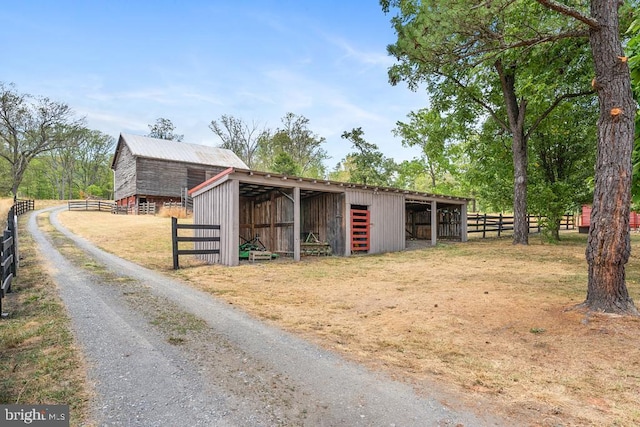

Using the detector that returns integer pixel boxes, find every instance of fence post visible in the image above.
[7,207,17,276]
[482,214,487,238]
[498,213,503,237]
[172,217,179,270]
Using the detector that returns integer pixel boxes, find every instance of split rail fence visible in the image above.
[171,217,220,269]
[1,199,35,317]
[467,213,574,238]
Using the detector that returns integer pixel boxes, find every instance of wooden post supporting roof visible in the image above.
[293,186,300,261]
[461,203,468,242]
[431,201,437,246]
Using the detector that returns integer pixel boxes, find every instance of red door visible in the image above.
[351,209,370,253]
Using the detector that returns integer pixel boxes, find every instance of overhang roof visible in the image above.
[111,133,249,170]
[189,168,471,204]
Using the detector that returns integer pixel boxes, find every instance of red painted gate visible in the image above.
[351,209,370,253]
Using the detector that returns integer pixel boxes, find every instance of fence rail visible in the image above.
[138,202,156,215]
[68,200,116,212]
[1,200,34,317]
[467,213,574,238]
[14,199,34,216]
[171,217,220,269]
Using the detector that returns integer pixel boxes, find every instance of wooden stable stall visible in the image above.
[189,168,470,266]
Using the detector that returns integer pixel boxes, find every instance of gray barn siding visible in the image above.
[301,193,346,256]
[137,158,225,199]
[193,179,239,266]
[113,143,137,200]
[239,193,294,255]
[345,190,405,255]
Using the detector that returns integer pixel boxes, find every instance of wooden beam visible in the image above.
[431,200,437,246]
[270,192,276,251]
[294,187,301,261]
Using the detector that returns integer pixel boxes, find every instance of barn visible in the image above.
[189,167,470,266]
[111,133,248,211]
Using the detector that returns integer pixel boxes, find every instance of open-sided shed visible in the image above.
[189,168,469,266]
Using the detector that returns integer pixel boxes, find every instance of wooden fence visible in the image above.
[171,217,220,269]
[68,200,116,212]
[467,213,575,238]
[68,200,157,215]
[138,202,156,215]
[14,199,34,216]
[1,200,35,317]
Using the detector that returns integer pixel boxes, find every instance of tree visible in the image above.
[147,118,183,141]
[17,129,114,200]
[18,156,56,199]
[271,152,300,176]
[556,0,638,314]
[45,135,77,199]
[382,0,594,245]
[518,0,637,313]
[209,115,267,168]
[73,130,115,197]
[339,128,396,186]
[629,14,640,206]
[0,82,83,200]
[393,109,458,189]
[527,100,597,241]
[383,0,639,314]
[463,123,515,213]
[393,159,431,192]
[255,113,328,178]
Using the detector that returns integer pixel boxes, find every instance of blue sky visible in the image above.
[2,1,428,169]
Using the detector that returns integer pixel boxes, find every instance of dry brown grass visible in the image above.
[56,210,640,426]
[0,198,14,228]
[156,206,190,219]
[0,212,92,426]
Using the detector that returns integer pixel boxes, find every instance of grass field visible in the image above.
[0,205,92,427]
[50,210,640,426]
[2,202,639,426]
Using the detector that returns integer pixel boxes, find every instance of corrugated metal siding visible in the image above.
[122,133,248,168]
[114,143,136,200]
[345,190,405,255]
[193,179,239,266]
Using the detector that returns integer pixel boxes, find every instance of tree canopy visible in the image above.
[336,128,396,186]
[382,0,595,245]
[0,82,84,199]
[254,113,328,178]
[209,115,267,169]
[147,118,183,142]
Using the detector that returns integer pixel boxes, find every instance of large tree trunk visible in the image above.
[512,130,529,245]
[584,0,638,314]
[496,60,529,245]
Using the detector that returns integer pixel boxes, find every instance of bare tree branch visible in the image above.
[525,90,594,140]
[437,71,510,133]
[535,0,600,29]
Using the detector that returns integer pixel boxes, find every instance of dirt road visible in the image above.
[28,207,508,426]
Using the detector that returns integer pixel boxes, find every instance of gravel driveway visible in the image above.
[28,207,508,426]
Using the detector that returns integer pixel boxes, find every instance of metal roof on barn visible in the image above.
[111,133,249,169]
